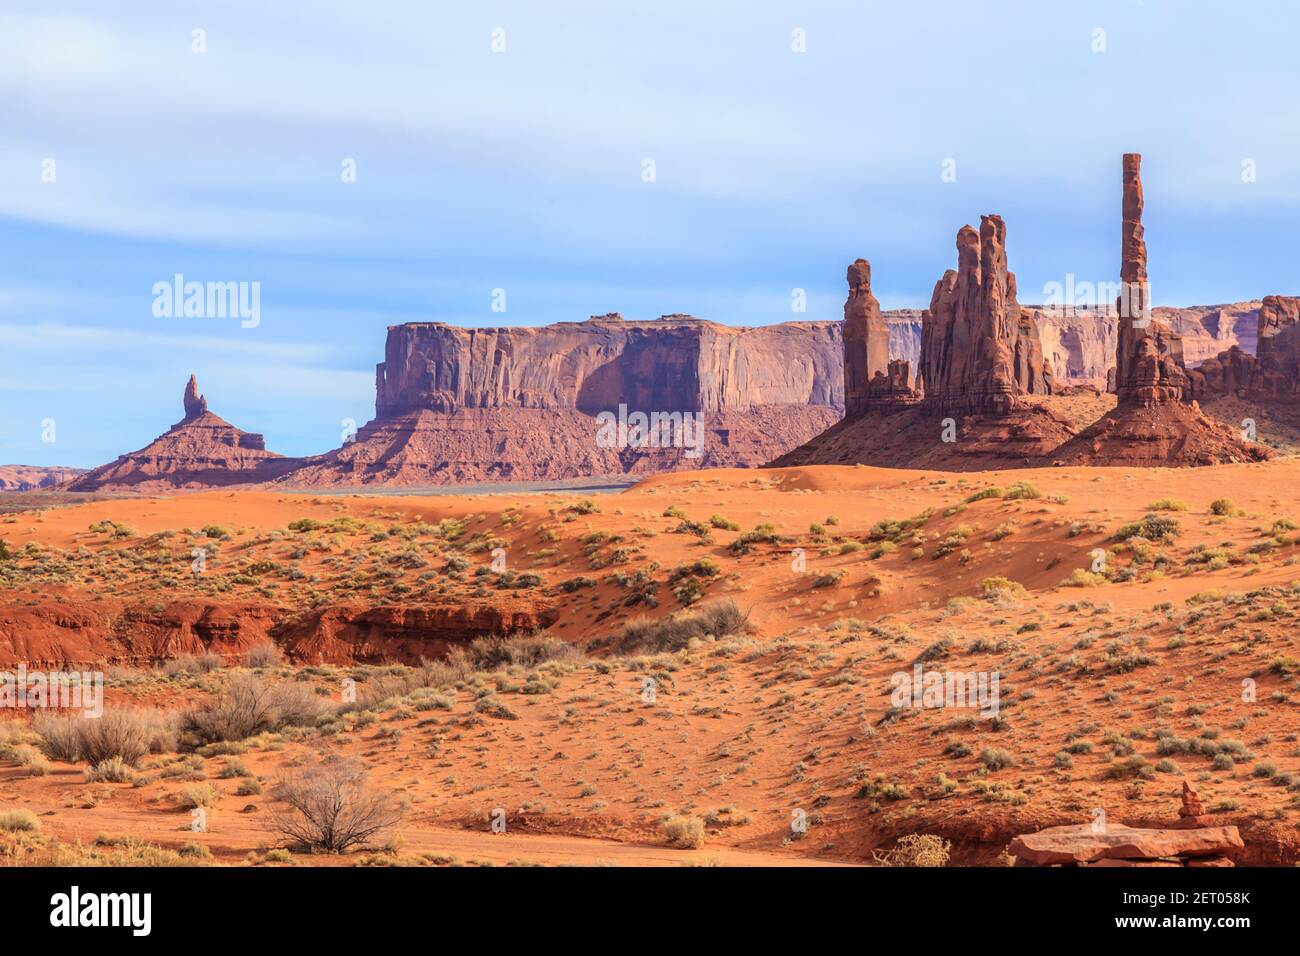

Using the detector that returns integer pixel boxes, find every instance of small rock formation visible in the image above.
[843,259,893,415]
[772,219,1072,470]
[182,374,208,421]
[68,376,299,491]
[1009,779,1241,866]
[1052,154,1273,466]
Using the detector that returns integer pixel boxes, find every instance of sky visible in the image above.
[3,0,1300,467]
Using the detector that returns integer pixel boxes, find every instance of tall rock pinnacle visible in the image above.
[1112,154,1187,406]
[842,259,892,415]
[183,374,208,421]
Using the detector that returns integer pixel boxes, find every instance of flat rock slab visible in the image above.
[1009,823,1243,866]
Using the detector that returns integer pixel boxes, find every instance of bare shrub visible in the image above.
[618,600,750,653]
[86,756,135,783]
[662,815,705,849]
[467,631,578,669]
[269,757,404,853]
[183,674,329,744]
[873,833,951,867]
[33,709,178,766]
[245,643,283,668]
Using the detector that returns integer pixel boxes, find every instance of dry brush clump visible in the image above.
[33,709,178,766]
[269,756,404,853]
[616,599,750,653]
[182,673,328,744]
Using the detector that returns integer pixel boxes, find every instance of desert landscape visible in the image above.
[0,150,1298,878]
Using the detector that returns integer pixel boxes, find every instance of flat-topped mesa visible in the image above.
[917,215,1053,417]
[373,316,843,417]
[283,315,845,486]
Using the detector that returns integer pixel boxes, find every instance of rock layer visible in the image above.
[1189,295,1300,400]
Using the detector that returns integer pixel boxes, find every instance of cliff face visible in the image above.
[1189,295,1300,401]
[375,314,843,416]
[283,315,845,487]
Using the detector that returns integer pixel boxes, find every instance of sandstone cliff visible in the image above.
[282,315,845,486]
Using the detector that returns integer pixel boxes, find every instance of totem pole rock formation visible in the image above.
[771,218,1071,469]
[1053,154,1273,466]
[182,373,208,421]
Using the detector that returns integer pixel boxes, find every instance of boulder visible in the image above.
[1008,822,1244,866]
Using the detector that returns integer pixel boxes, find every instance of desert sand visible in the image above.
[2,459,1299,865]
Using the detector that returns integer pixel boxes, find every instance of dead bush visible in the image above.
[33,709,178,766]
[183,675,328,744]
[873,833,951,867]
[617,599,750,653]
[245,643,284,668]
[269,756,404,853]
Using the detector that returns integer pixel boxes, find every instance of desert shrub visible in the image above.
[245,643,283,668]
[662,815,705,849]
[979,748,1014,771]
[1003,481,1041,500]
[86,756,135,783]
[1114,514,1180,543]
[33,709,178,766]
[616,600,749,653]
[1062,569,1106,588]
[709,515,740,531]
[964,487,1003,503]
[270,757,404,853]
[1146,499,1188,512]
[182,675,328,744]
[979,576,1025,600]
[236,778,263,796]
[0,808,40,832]
[180,783,219,808]
[467,632,578,670]
[874,833,950,867]
[1209,498,1237,516]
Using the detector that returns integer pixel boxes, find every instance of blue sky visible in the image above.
[4,0,1300,467]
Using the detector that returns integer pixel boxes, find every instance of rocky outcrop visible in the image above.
[1189,295,1300,401]
[0,594,558,667]
[0,465,85,491]
[843,259,892,415]
[68,376,300,491]
[773,217,1072,470]
[283,316,844,486]
[918,217,1055,413]
[182,374,208,421]
[1052,155,1272,466]
[1010,779,1242,866]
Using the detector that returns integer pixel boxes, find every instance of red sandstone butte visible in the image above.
[773,219,1072,470]
[1053,155,1271,466]
[1189,294,1300,401]
[67,375,300,491]
[279,315,843,486]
